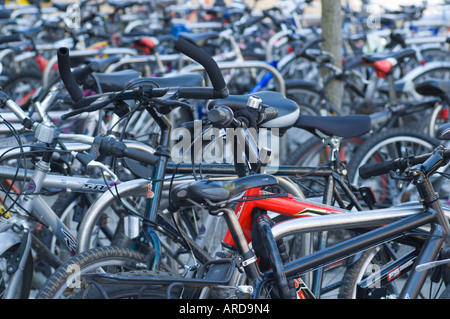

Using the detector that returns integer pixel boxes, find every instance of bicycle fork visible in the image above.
[2,158,78,298]
[2,219,31,299]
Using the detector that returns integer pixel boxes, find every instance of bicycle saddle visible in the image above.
[170,174,278,206]
[435,123,450,140]
[294,115,371,138]
[127,73,204,88]
[178,32,220,47]
[92,69,141,92]
[415,80,450,97]
[208,91,300,129]
[52,2,72,11]
[361,48,416,64]
[107,0,140,11]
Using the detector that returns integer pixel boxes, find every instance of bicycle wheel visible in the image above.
[76,179,224,274]
[404,63,450,101]
[285,89,322,114]
[32,190,132,280]
[426,101,448,138]
[288,135,364,167]
[286,135,364,199]
[347,129,440,208]
[403,47,450,74]
[338,244,448,299]
[36,246,148,299]
[1,71,42,107]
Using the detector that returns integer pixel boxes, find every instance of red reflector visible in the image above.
[438,107,449,120]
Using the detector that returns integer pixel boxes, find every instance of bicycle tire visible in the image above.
[347,128,440,207]
[36,246,147,299]
[338,247,395,299]
[426,102,448,138]
[285,89,322,115]
[1,71,42,107]
[75,179,221,274]
[338,244,448,299]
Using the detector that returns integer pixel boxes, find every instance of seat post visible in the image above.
[214,207,262,285]
[386,73,398,106]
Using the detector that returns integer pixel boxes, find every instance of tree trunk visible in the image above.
[321,0,343,112]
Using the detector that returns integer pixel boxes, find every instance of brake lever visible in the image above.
[87,160,119,183]
[388,170,411,181]
[151,98,194,114]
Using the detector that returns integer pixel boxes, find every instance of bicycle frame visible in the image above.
[261,147,450,299]
[267,207,441,299]
[221,187,347,247]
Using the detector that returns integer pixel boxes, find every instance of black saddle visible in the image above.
[361,48,416,64]
[415,80,450,97]
[179,32,220,47]
[52,2,71,12]
[127,73,204,88]
[171,174,278,206]
[107,0,140,11]
[435,123,450,140]
[295,115,372,138]
[92,70,141,92]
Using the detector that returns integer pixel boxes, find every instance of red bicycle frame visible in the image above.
[222,187,347,247]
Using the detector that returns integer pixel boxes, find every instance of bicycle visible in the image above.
[36,132,450,299]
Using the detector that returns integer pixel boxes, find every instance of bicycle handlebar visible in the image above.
[57,37,229,118]
[59,134,159,166]
[57,47,84,103]
[208,104,279,128]
[208,105,235,127]
[93,135,159,166]
[359,148,450,179]
[174,37,228,99]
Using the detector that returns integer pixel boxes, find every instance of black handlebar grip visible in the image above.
[57,47,83,103]
[0,33,21,45]
[178,87,222,99]
[123,147,159,166]
[259,106,278,123]
[174,37,228,97]
[208,105,234,128]
[358,159,398,179]
[100,136,160,166]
